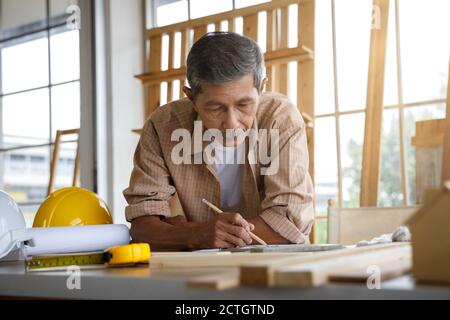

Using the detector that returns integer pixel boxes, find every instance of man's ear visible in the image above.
[182,86,194,102]
[260,77,268,93]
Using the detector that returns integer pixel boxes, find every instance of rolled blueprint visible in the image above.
[25,224,130,256]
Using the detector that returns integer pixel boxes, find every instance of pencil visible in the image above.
[201,198,267,245]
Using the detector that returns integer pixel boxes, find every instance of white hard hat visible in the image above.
[0,190,32,259]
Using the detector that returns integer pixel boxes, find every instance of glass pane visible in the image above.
[399,0,450,103]
[2,89,50,145]
[287,61,297,106]
[2,145,50,226]
[315,0,335,115]
[335,0,372,111]
[404,104,446,204]
[383,0,398,107]
[51,82,80,139]
[50,29,80,84]
[314,117,338,216]
[378,109,403,207]
[339,113,365,207]
[1,33,49,94]
[288,4,298,49]
[190,0,233,19]
[54,141,77,189]
[0,0,47,41]
[235,0,270,9]
[50,0,79,18]
[156,0,188,27]
[314,219,328,244]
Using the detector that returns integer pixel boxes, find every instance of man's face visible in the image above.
[184,74,263,146]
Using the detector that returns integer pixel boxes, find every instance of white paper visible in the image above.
[25,224,130,256]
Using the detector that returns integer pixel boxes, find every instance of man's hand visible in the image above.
[190,212,255,249]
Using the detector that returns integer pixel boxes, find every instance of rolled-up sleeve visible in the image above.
[123,119,176,222]
[259,105,315,244]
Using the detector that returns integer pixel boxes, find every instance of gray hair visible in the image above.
[186,32,265,97]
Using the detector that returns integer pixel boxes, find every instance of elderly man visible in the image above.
[123,32,314,250]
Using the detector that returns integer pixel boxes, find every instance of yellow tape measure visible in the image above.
[26,243,151,271]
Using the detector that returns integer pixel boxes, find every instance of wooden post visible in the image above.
[441,62,450,183]
[277,7,289,95]
[48,129,80,195]
[266,9,277,92]
[243,13,258,41]
[48,130,62,196]
[147,35,162,117]
[193,25,207,43]
[298,0,315,181]
[360,0,390,207]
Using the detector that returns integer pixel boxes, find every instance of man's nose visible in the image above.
[223,109,240,130]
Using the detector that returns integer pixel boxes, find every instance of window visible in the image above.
[0,0,81,224]
[378,0,449,206]
[149,0,270,27]
[314,0,372,215]
[314,0,449,242]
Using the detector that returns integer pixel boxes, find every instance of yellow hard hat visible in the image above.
[33,187,113,228]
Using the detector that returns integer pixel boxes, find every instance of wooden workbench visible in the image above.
[1,260,449,299]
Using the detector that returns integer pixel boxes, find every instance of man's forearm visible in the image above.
[130,215,204,251]
[247,216,290,244]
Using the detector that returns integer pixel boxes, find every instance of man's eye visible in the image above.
[238,103,248,108]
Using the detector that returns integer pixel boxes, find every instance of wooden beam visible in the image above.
[277,7,289,95]
[275,244,411,287]
[135,47,313,86]
[441,61,450,183]
[243,13,258,41]
[147,35,162,117]
[240,242,408,287]
[193,25,207,43]
[298,0,315,190]
[360,0,390,207]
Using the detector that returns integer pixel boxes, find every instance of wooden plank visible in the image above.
[328,255,411,283]
[327,206,417,245]
[228,18,235,32]
[47,130,62,195]
[265,9,276,91]
[147,35,162,116]
[275,245,411,287]
[240,242,409,287]
[72,133,80,187]
[265,46,313,65]
[277,7,289,95]
[298,0,315,186]
[214,21,221,32]
[150,252,311,268]
[360,0,390,206]
[243,13,258,41]
[441,61,450,183]
[136,47,312,86]
[186,270,240,290]
[193,25,207,43]
[147,0,311,37]
[180,29,188,67]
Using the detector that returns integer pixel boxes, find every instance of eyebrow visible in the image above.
[236,97,254,104]
[203,100,224,107]
[203,97,255,107]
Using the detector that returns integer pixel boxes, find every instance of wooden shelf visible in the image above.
[135,45,314,86]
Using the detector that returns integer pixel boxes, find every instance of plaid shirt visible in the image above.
[123,92,314,244]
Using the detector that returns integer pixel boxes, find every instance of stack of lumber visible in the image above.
[150,243,411,290]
